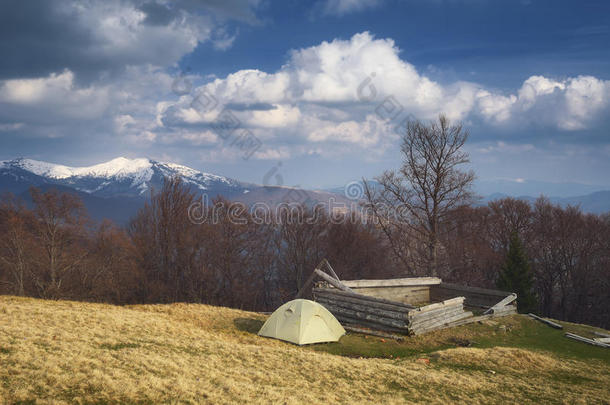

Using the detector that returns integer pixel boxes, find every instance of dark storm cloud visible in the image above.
[1,0,609,190]
[0,1,94,80]
[139,1,179,26]
[0,0,261,82]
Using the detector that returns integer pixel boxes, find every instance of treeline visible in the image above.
[439,199,610,327]
[0,179,396,310]
[1,179,609,328]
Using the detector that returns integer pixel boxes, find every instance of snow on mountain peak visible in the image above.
[7,157,153,180]
[79,157,153,179]
[0,157,239,196]
[157,162,231,185]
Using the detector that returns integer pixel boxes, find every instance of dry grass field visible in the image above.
[1,296,609,404]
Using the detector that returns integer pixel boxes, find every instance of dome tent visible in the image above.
[258,299,345,345]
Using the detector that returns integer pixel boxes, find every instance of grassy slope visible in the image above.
[0,297,608,404]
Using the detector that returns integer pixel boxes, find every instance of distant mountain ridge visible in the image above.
[0,157,245,198]
[481,191,610,215]
[1,157,608,224]
[0,157,350,224]
[475,179,609,198]
[327,181,610,214]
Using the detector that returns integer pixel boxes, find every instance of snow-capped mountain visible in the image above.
[0,157,349,224]
[0,157,247,198]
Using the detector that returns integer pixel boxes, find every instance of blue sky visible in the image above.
[1,0,609,192]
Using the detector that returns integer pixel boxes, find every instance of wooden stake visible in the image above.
[344,325,405,341]
[314,269,353,292]
[319,259,341,282]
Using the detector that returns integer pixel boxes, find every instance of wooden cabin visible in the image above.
[311,276,517,335]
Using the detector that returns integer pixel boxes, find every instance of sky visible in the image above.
[1,0,609,192]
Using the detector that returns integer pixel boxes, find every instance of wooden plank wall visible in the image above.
[430,282,514,308]
[348,286,430,306]
[406,297,472,335]
[313,278,517,335]
[312,288,412,333]
[313,286,517,335]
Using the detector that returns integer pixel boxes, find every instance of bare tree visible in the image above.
[488,197,532,253]
[0,196,33,296]
[364,114,475,276]
[29,188,90,298]
[276,205,327,297]
[129,177,198,302]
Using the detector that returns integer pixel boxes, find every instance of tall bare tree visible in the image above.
[0,196,33,296]
[129,177,198,302]
[29,188,90,298]
[364,114,475,276]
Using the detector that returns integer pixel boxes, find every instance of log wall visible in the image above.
[348,286,430,306]
[312,278,517,336]
[430,282,513,308]
[339,277,441,306]
[312,288,412,333]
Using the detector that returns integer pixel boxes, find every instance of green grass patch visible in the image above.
[310,333,453,359]
[12,400,37,405]
[309,315,610,363]
[472,316,610,362]
[99,342,140,351]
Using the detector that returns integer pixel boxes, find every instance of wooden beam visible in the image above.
[313,288,416,310]
[410,312,474,335]
[315,297,408,321]
[444,313,494,328]
[565,333,610,348]
[313,290,411,314]
[433,282,512,297]
[409,306,465,325]
[314,269,353,293]
[296,259,345,298]
[410,305,466,322]
[528,313,563,329]
[319,259,340,281]
[343,325,405,341]
[342,277,441,288]
[409,297,465,315]
[333,315,408,334]
[408,304,465,322]
[483,293,517,315]
[319,302,409,330]
[491,305,517,317]
[593,331,610,338]
[410,304,465,320]
[410,308,468,330]
[295,270,318,298]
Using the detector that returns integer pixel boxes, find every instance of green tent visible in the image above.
[258,299,345,345]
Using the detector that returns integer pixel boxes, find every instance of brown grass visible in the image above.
[0,296,608,404]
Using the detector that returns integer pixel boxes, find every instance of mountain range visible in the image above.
[0,157,608,224]
[0,157,349,224]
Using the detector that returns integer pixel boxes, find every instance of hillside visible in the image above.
[0,297,609,404]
